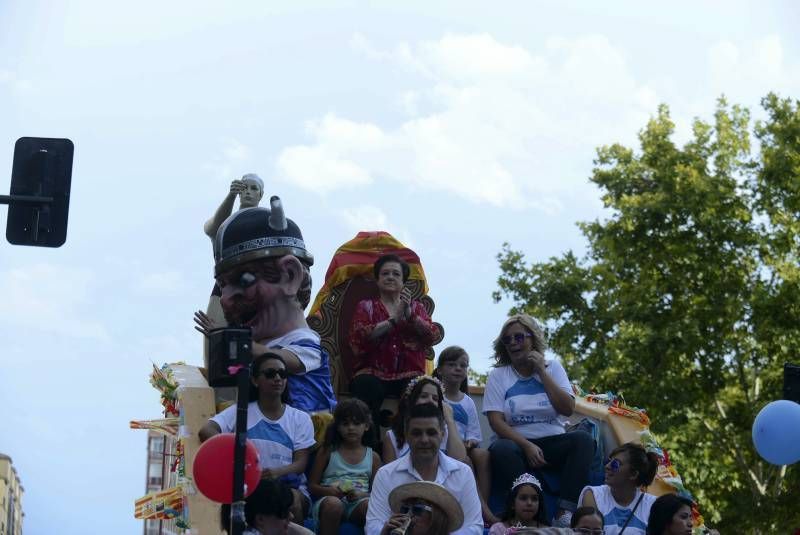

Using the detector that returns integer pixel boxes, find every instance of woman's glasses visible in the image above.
[501,333,532,345]
[607,458,622,473]
[260,368,288,379]
[399,503,433,517]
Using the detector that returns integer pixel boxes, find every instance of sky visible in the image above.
[0,1,798,533]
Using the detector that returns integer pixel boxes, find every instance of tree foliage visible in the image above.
[494,94,800,533]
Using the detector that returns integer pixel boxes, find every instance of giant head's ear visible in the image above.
[276,255,303,299]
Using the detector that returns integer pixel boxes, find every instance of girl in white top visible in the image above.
[200,353,316,523]
[381,375,466,463]
[578,442,659,535]
[435,345,498,524]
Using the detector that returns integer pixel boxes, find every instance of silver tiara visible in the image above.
[512,473,542,491]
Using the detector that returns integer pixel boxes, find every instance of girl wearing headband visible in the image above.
[489,473,549,534]
[382,375,467,462]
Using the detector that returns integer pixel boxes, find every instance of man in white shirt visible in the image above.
[366,403,483,535]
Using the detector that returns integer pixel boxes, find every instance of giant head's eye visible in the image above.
[238,272,257,288]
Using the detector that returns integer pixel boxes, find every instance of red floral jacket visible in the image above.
[349,298,440,381]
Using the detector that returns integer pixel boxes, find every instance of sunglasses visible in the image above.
[260,368,288,380]
[573,529,604,535]
[501,333,532,345]
[607,458,622,473]
[399,503,433,517]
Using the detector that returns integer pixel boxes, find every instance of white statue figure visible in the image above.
[202,174,265,347]
[203,173,264,240]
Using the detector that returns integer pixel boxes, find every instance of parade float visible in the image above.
[130,230,707,533]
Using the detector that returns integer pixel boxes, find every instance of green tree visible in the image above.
[494,94,800,534]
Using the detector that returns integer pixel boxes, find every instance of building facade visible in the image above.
[0,454,23,535]
[143,431,183,535]
[143,431,165,535]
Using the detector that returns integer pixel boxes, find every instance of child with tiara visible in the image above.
[435,345,499,524]
[308,399,382,535]
[381,375,467,462]
[490,473,550,534]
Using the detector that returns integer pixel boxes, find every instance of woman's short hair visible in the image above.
[608,442,659,487]
[492,314,548,367]
[373,254,410,283]
[571,506,604,528]
[646,494,693,535]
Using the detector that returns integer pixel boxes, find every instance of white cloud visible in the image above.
[223,138,250,162]
[278,145,373,193]
[340,205,388,231]
[205,138,253,180]
[707,35,799,99]
[276,33,661,211]
[136,270,188,295]
[0,69,32,93]
[0,263,110,340]
[417,33,541,81]
[338,205,416,248]
[279,32,800,213]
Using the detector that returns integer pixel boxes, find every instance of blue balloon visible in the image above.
[752,400,800,465]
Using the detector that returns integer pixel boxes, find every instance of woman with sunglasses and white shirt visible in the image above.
[579,442,658,535]
[483,314,594,528]
[199,352,316,523]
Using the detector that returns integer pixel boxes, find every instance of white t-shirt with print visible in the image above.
[445,394,482,443]
[482,361,573,439]
[211,401,315,494]
[578,485,656,535]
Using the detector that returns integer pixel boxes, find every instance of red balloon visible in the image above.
[193,433,261,503]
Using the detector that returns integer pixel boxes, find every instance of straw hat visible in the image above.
[388,481,464,532]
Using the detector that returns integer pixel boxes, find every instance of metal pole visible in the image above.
[229,353,251,535]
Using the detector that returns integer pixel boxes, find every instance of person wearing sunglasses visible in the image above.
[578,442,658,535]
[385,481,464,535]
[200,353,316,522]
[366,403,483,534]
[483,314,594,528]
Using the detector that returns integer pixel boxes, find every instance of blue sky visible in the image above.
[1,1,798,533]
